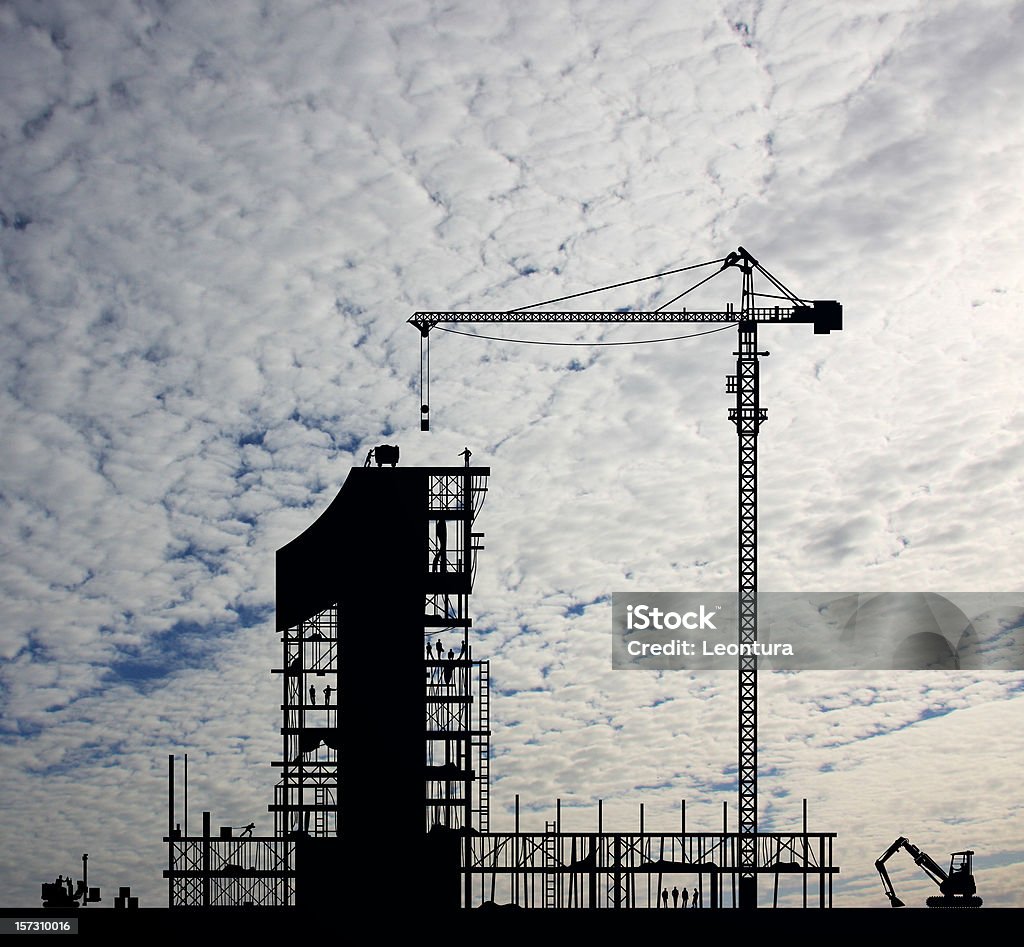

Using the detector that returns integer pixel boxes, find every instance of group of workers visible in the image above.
[426,639,466,662]
[661,886,701,908]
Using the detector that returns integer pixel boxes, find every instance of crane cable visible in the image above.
[507,257,727,312]
[419,256,739,422]
[441,256,737,346]
[435,322,737,346]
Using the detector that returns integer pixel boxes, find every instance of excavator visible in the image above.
[875,837,983,908]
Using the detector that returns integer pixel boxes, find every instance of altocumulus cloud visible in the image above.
[0,0,1023,908]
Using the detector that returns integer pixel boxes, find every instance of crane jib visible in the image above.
[410,300,842,335]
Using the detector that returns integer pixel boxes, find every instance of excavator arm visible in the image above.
[875,837,911,907]
[875,836,951,907]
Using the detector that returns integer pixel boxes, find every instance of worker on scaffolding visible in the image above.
[433,519,447,573]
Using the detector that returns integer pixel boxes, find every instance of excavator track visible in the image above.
[925,896,983,908]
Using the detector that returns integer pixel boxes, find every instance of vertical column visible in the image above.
[819,837,826,908]
[167,755,174,907]
[734,318,762,908]
[461,468,473,910]
[803,799,808,908]
[202,811,211,908]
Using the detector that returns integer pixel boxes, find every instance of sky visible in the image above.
[1,0,1023,910]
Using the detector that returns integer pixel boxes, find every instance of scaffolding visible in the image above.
[163,459,838,911]
[463,825,836,909]
[164,760,295,907]
[458,797,836,909]
[270,604,339,840]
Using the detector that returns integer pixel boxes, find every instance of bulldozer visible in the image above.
[875,836,982,908]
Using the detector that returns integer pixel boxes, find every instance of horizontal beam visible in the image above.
[415,310,747,324]
[470,832,838,840]
[460,866,838,876]
[410,302,840,333]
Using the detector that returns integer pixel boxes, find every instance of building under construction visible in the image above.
[164,457,837,911]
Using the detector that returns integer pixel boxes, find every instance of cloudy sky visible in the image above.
[2,0,1023,910]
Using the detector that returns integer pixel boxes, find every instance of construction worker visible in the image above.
[309,684,315,706]
[433,519,447,572]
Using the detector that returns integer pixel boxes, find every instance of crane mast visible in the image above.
[732,254,762,906]
[410,247,841,908]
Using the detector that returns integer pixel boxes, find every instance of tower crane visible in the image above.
[410,247,842,908]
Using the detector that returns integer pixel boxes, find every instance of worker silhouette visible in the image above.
[363,448,374,467]
[309,684,315,706]
[426,641,433,659]
[323,685,332,704]
[682,886,689,909]
[460,447,472,467]
[240,822,255,838]
[691,886,699,908]
[672,885,679,908]
[661,888,668,908]
[435,640,444,659]
[433,519,447,573]
[458,640,466,660]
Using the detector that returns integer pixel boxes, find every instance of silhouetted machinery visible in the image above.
[411,248,842,908]
[40,854,101,909]
[364,444,400,467]
[875,837,982,908]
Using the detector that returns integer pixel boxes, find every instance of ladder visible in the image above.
[314,786,326,836]
[474,660,490,832]
[543,821,558,909]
